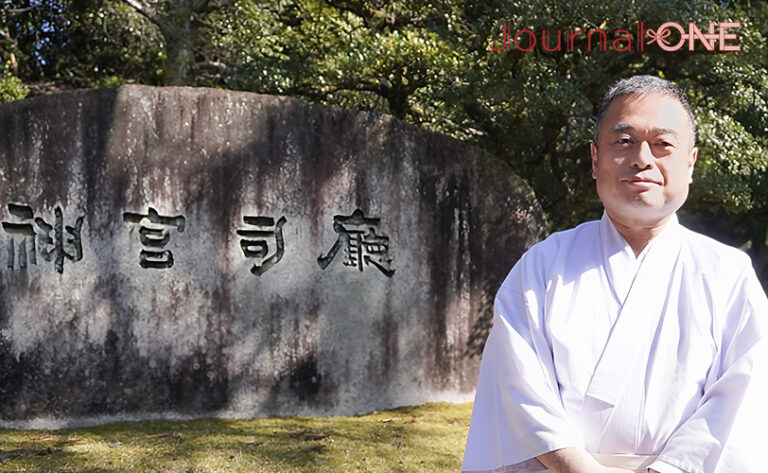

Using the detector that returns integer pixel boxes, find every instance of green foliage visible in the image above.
[0,402,471,472]
[694,109,768,211]
[2,0,163,89]
[0,73,28,103]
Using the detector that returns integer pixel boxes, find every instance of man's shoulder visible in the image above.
[504,219,600,285]
[679,225,753,275]
[529,219,600,254]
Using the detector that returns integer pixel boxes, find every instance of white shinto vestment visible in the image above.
[462,213,768,473]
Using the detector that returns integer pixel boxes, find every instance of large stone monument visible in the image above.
[0,86,544,427]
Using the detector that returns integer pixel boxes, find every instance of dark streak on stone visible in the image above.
[288,352,322,401]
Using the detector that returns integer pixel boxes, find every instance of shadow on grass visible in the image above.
[0,403,471,473]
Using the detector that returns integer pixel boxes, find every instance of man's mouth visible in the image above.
[626,176,661,185]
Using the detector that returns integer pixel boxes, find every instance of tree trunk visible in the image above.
[158,0,198,86]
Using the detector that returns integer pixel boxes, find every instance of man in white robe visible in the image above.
[461,75,768,473]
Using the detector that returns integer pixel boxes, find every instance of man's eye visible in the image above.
[657,141,673,147]
[616,138,631,145]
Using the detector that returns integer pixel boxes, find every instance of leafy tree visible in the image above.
[2,0,164,90]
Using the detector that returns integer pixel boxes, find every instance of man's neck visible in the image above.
[607,213,674,258]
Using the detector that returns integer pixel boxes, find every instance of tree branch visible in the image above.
[191,0,236,14]
[197,60,228,72]
[7,5,38,14]
[121,0,159,24]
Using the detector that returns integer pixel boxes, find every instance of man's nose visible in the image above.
[631,141,655,169]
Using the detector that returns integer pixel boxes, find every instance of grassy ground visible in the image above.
[0,402,472,472]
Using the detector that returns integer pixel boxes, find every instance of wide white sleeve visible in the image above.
[462,256,584,473]
[648,266,768,473]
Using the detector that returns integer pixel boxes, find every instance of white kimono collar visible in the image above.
[599,211,681,307]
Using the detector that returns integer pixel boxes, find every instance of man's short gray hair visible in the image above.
[593,75,696,148]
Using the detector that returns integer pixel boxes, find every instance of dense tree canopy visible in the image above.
[3,0,768,282]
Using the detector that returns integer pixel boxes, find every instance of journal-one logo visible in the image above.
[489,22,741,53]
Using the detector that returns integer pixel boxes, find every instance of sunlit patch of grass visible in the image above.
[0,402,472,472]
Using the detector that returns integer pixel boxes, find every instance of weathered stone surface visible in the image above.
[0,86,545,427]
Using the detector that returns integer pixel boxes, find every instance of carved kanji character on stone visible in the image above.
[236,215,286,276]
[123,207,185,269]
[317,209,394,277]
[1,203,84,274]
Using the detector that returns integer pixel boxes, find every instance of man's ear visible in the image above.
[590,141,599,179]
[688,146,698,183]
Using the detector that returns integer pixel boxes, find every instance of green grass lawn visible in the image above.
[0,402,472,472]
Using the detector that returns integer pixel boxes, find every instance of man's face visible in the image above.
[591,93,698,227]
